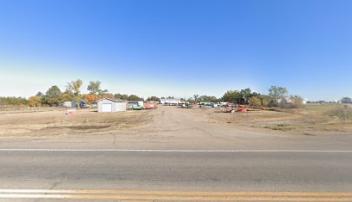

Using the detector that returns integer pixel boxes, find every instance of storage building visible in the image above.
[97,98,127,112]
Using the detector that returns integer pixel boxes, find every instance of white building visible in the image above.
[160,98,181,105]
[97,98,127,112]
[63,101,73,108]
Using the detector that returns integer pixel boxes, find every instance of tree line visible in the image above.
[0,80,145,107]
[0,81,303,108]
[190,86,304,108]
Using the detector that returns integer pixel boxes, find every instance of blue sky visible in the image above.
[0,0,351,100]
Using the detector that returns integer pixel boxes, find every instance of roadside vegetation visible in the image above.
[326,105,352,121]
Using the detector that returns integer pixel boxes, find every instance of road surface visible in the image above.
[0,149,352,201]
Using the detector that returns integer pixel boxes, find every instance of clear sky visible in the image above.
[0,0,351,100]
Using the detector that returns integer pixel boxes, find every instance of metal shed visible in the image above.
[97,98,127,112]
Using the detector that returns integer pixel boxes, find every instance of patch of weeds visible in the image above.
[326,105,352,121]
[67,125,111,130]
[303,132,316,136]
[47,124,111,130]
[264,123,294,131]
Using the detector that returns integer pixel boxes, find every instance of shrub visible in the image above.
[326,105,352,121]
[28,96,41,107]
[249,96,262,107]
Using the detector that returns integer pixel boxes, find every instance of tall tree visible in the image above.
[67,79,83,96]
[221,90,241,104]
[193,94,199,103]
[249,96,262,107]
[44,85,62,106]
[87,81,102,95]
[268,86,288,106]
[239,88,253,104]
[268,86,288,100]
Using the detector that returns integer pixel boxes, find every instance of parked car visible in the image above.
[127,101,144,110]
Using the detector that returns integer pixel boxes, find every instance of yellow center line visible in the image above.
[0,190,351,201]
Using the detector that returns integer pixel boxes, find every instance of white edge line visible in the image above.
[0,149,351,153]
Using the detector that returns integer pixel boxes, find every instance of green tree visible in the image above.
[114,93,129,100]
[198,95,218,103]
[0,97,28,105]
[221,90,241,104]
[44,85,62,106]
[66,79,84,108]
[249,96,262,107]
[146,96,160,102]
[87,81,102,95]
[239,88,253,104]
[259,95,272,107]
[268,86,288,100]
[128,94,143,101]
[268,86,288,106]
[66,79,83,96]
[61,92,74,102]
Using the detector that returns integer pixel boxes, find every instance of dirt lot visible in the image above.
[0,109,151,137]
[202,104,352,135]
[0,104,351,139]
[1,105,352,150]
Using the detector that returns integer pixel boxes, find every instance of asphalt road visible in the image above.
[0,149,352,201]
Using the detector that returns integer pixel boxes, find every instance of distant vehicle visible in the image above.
[127,101,144,110]
[199,102,218,108]
[144,102,158,109]
[160,98,181,106]
[179,103,193,109]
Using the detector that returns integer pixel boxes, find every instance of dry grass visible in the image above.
[1,104,351,138]
[0,109,151,137]
[207,104,352,135]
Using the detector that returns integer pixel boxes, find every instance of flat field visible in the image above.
[0,104,351,139]
[205,104,352,135]
[0,108,151,137]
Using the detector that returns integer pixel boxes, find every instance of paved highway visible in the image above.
[0,149,352,201]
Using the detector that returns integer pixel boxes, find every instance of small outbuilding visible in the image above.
[97,98,127,112]
[63,101,73,108]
